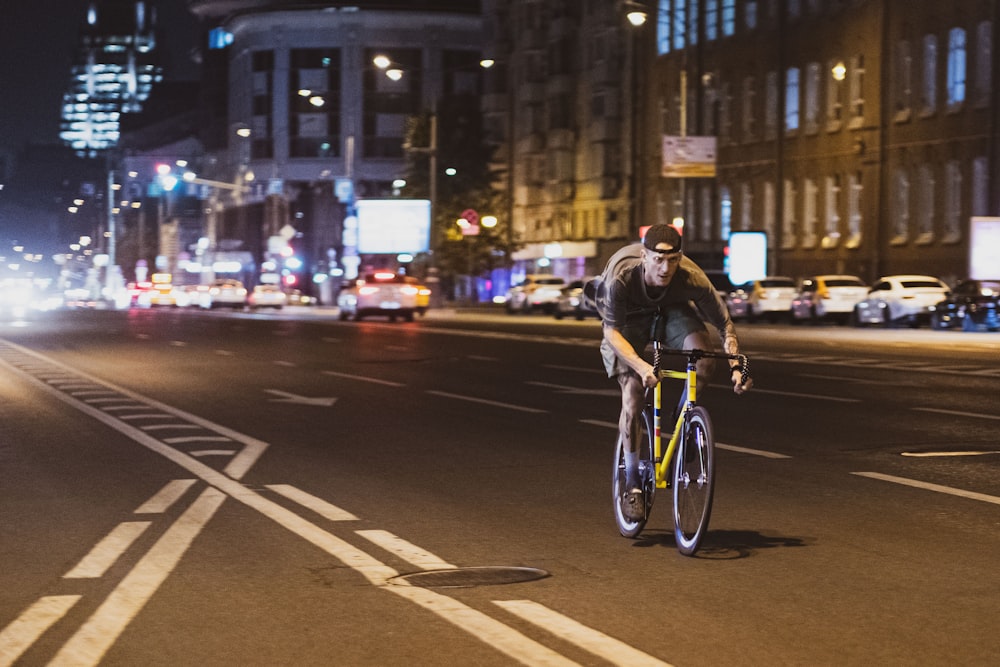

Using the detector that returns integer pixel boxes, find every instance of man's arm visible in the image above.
[603,324,659,388]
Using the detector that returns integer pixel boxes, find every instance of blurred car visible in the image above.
[247,284,287,309]
[852,275,950,327]
[553,277,600,320]
[285,289,317,306]
[337,271,418,321]
[136,282,189,308]
[701,271,746,318]
[505,275,567,314]
[930,279,1000,331]
[0,279,40,318]
[731,276,797,322]
[402,276,432,315]
[790,275,869,324]
[201,279,247,309]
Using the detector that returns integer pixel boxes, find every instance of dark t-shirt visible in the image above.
[599,243,735,342]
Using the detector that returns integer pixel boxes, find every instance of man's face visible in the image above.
[641,243,682,287]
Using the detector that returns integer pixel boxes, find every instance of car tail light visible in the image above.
[400,286,418,296]
[373,271,396,281]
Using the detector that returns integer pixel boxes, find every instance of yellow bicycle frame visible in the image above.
[652,363,699,489]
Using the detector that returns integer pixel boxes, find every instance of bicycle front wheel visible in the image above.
[612,409,654,538]
[672,406,715,555]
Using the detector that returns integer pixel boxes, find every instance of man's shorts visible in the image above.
[600,304,708,378]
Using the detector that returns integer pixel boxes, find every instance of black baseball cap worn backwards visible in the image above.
[642,224,682,254]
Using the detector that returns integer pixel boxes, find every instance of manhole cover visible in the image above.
[389,566,550,589]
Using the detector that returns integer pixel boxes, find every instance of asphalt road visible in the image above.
[2,307,999,666]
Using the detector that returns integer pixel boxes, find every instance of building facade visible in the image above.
[481,0,999,286]
[482,0,641,283]
[60,0,163,157]
[188,0,485,298]
[643,0,998,284]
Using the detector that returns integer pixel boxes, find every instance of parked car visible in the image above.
[790,275,869,324]
[852,275,950,327]
[730,276,797,322]
[701,271,746,319]
[337,271,418,321]
[505,275,567,314]
[553,278,600,320]
[247,284,287,309]
[930,279,1000,331]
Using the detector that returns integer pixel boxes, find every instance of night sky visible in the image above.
[0,1,202,250]
[0,0,201,153]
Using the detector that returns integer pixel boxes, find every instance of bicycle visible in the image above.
[612,341,750,556]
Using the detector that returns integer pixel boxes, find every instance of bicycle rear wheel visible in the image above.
[612,409,655,538]
[672,406,715,555]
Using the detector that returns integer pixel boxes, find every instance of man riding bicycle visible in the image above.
[593,224,752,522]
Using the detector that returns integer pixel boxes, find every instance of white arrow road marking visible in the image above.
[264,389,338,407]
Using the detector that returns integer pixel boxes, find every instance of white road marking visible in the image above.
[50,488,227,666]
[901,451,1000,457]
[140,424,202,431]
[494,600,671,667]
[0,596,81,667]
[162,436,234,444]
[63,522,151,579]
[190,449,238,457]
[798,373,890,385]
[745,387,861,403]
[526,380,619,396]
[133,479,198,514]
[264,388,338,406]
[266,484,359,522]
[356,530,456,570]
[118,413,175,420]
[716,442,792,459]
[467,354,501,362]
[322,370,406,387]
[853,472,1000,506]
[580,418,618,429]
[912,407,1000,421]
[426,390,547,414]
[387,586,581,667]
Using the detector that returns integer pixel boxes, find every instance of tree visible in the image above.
[400,96,517,297]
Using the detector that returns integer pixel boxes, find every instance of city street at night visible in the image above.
[2,307,999,665]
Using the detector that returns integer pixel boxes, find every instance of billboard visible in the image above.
[662,135,717,178]
[969,217,1000,279]
[356,199,431,254]
[726,232,768,285]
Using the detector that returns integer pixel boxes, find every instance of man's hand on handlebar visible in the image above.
[731,368,752,395]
